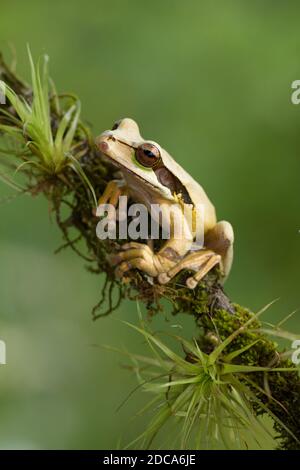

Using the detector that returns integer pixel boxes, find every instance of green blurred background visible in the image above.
[0,0,299,449]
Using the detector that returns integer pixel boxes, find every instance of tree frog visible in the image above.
[95,118,234,289]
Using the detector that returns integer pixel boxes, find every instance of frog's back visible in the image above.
[161,148,217,232]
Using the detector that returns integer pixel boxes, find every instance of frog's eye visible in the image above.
[135,143,161,168]
[112,119,122,130]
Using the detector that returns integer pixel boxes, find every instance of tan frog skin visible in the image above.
[95,118,234,289]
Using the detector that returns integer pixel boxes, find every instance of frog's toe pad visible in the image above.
[109,254,121,266]
[186,276,198,289]
[158,273,171,284]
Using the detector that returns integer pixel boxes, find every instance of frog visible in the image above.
[95,118,234,289]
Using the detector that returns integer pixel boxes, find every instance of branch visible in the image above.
[0,51,299,450]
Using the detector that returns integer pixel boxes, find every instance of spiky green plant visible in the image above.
[0,47,82,174]
[114,306,299,450]
[0,48,98,212]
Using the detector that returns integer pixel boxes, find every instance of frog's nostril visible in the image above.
[99,141,109,152]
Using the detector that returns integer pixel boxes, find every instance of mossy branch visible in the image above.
[0,52,299,450]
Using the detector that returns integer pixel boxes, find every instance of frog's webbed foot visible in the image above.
[111,242,175,278]
[158,249,221,288]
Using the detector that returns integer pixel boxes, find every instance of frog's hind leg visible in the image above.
[158,249,216,285]
[204,220,234,281]
[97,180,128,207]
[185,221,234,288]
[158,220,234,289]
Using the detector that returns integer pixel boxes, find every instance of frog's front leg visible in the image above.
[98,180,128,207]
[112,205,193,279]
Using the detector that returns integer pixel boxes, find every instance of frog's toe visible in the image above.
[109,254,122,266]
[186,277,198,289]
[158,273,171,284]
[186,253,221,289]
[115,261,130,277]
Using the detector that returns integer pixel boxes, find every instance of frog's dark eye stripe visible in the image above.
[135,143,161,168]
[154,167,193,204]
